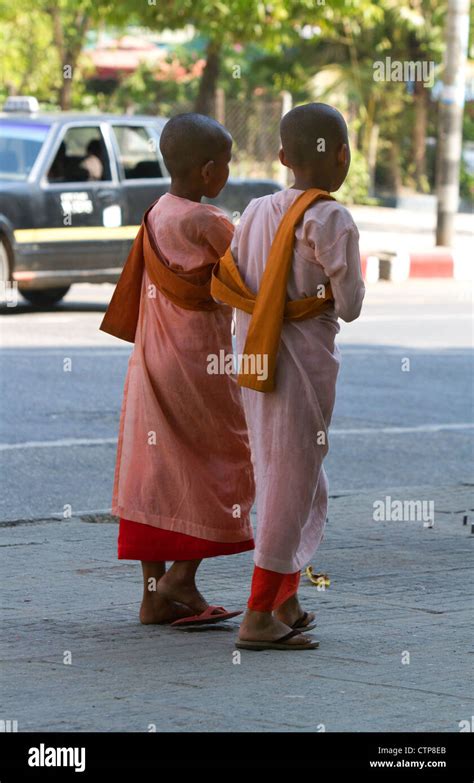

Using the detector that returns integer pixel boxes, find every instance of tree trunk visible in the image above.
[59,77,73,111]
[363,96,379,196]
[347,99,358,150]
[367,122,379,197]
[388,139,402,194]
[412,81,429,191]
[48,2,90,111]
[194,40,221,116]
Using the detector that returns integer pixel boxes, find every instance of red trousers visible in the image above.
[118,517,254,561]
[248,565,301,612]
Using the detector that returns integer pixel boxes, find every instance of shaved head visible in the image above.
[160,113,232,178]
[280,103,348,168]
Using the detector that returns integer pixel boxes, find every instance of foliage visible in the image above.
[459,157,474,201]
[337,148,377,206]
[0,4,59,104]
[1,0,473,202]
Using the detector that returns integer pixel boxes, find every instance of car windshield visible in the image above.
[0,121,50,180]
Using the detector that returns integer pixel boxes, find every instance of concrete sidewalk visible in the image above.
[351,204,472,252]
[1,483,473,733]
[352,205,473,281]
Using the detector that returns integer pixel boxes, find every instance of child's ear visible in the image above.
[337,143,349,166]
[201,160,215,182]
[279,148,289,168]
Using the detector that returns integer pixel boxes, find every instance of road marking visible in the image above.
[0,346,470,357]
[354,314,472,322]
[331,423,474,435]
[1,316,77,324]
[1,316,109,324]
[339,348,472,355]
[3,313,472,326]
[1,423,473,451]
[0,437,118,451]
[3,315,471,325]
[0,348,131,356]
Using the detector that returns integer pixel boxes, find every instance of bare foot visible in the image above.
[156,570,208,615]
[139,595,192,625]
[238,609,314,647]
[274,593,315,628]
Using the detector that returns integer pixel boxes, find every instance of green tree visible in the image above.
[137,0,297,114]
[263,0,446,193]
[0,2,58,104]
[0,0,119,109]
[136,0,378,114]
[46,0,119,109]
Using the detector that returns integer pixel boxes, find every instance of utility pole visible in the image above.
[436,0,470,246]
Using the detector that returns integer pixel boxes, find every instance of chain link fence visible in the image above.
[169,94,287,182]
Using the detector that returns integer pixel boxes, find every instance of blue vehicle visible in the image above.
[0,102,281,305]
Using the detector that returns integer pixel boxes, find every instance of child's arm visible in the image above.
[314,207,365,322]
[202,210,235,260]
[228,199,257,271]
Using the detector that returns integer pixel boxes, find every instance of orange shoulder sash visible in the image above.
[211,188,335,392]
[100,200,219,343]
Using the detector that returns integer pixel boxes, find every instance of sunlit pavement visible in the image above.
[0,278,472,731]
[0,278,471,519]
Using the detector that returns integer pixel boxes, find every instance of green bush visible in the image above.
[337,149,377,205]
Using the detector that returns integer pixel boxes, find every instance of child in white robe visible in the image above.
[227,103,365,650]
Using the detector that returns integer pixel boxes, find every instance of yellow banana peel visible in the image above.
[303,566,330,588]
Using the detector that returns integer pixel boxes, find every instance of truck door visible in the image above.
[110,123,170,232]
[39,123,128,275]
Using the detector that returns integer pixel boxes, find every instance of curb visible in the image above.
[361,249,473,282]
[0,512,118,527]
[360,253,380,283]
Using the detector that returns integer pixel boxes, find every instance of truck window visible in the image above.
[48,126,111,183]
[113,125,163,179]
[0,122,49,181]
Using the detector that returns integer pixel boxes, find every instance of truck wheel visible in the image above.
[19,286,71,306]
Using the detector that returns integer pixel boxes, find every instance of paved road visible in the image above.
[0,279,472,521]
[0,278,473,733]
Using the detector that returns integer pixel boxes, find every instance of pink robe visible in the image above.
[232,188,365,573]
[112,193,255,544]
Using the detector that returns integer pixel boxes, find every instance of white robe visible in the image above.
[232,188,365,572]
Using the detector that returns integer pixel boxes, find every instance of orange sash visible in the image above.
[211,188,335,392]
[100,200,219,343]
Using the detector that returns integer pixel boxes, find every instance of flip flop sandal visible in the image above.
[171,605,242,627]
[292,611,316,631]
[236,629,320,651]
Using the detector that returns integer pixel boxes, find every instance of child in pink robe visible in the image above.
[233,103,365,650]
[108,114,255,626]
